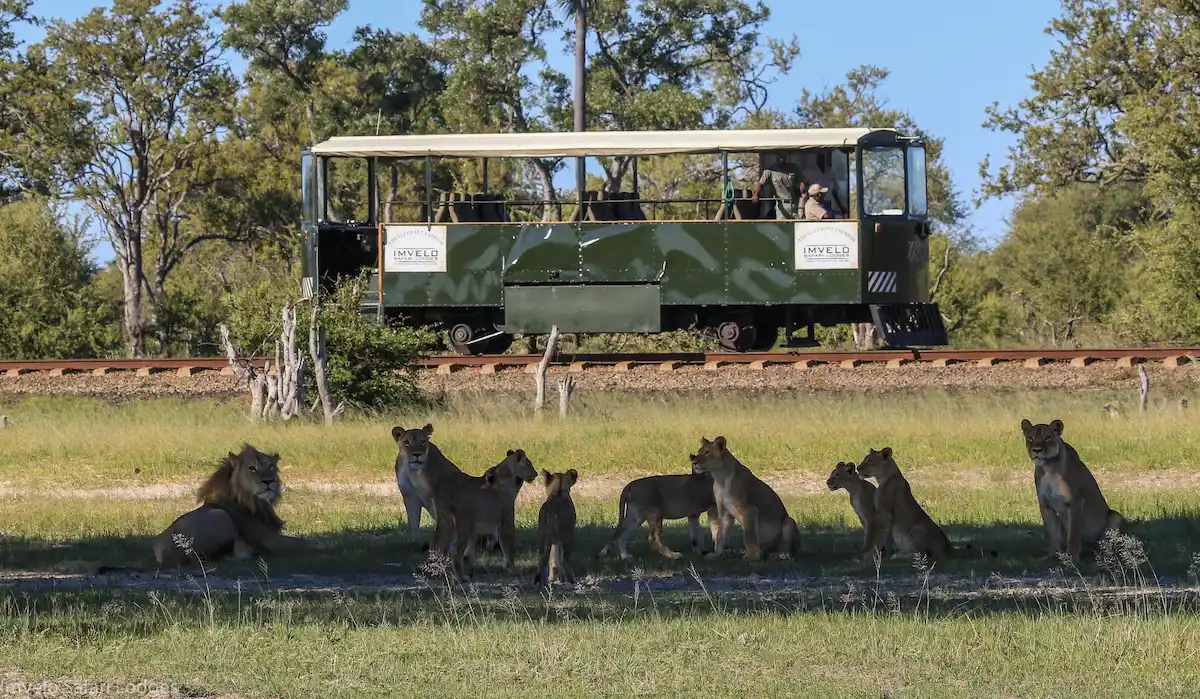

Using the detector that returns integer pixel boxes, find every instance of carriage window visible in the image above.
[302,152,318,223]
[861,146,906,216]
[907,145,928,217]
[325,157,371,225]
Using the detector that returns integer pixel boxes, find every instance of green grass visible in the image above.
[1,390,1199,697]
[1,389,1196,487]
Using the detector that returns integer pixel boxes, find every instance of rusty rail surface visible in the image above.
[0,348,1197,377]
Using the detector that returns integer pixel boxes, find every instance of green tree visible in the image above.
[8,0,240,356]
[980,0,1200,341]
[0,197,112,358]
[0,0,44,196]
[222,0,347,145]
[992,183,1146,346]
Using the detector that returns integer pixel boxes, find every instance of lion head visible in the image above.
[826,460,861,492]
[391,423,435,471]
[855,447,895,480]
[1020,418,1064,462]
[542,469,578,498]
[195,444,284,526]
[484,448,537,490]
[690,436,733,475]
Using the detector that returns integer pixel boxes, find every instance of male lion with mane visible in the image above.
[153,444,308,568]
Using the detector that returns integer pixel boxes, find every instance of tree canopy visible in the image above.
[1,0,1197,362]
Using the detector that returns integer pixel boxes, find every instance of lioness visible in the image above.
[392,423,464,546]
[856,447,953,560]
[597,465,718,560]
[429,449,538,579]
[690,436,799,561]
[826,460,893,556]
[534,469,578,587]
[1021,418,1124,563]
[153,444,307,568]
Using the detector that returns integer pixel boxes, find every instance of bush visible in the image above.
[317,273,440,412]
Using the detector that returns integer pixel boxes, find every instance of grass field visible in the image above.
[1,387,1199,698]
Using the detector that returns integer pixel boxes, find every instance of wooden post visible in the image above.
[1138,364,1149,413]
[220,323,265,423]
[558,375,576,419]
[535,325,560,412]
[309,304,338,425]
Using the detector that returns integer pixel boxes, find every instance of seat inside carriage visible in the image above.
[421,186,786,224]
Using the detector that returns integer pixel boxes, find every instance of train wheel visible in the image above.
[447,323,490,356]
[716,320,757,352]
[751,323,780,351]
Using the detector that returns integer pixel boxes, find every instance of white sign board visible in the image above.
[384,225,447,273]
[793,221,859,270]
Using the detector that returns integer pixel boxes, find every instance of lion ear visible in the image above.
[422,423,434,436]
[1020,419,1033,433]
[507,449,514,456]
[714,436,727,451]
[699,436,710,448]
[881,447,893,460]
[567,469,578,485]
[391,426,405,441]
[1050,419,1064,435]
[515,448,526,459]
[542,469,552,485]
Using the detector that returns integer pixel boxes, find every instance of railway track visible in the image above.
[0,348,1196,378]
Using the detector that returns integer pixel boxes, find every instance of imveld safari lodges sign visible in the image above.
[384,225,447,273]
[793,221,859,270]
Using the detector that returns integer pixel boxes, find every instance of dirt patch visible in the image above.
[1,468,1188,502]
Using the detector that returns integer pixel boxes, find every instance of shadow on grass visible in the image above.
[4,510,1200,585]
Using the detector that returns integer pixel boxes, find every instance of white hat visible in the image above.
[808,183,829,196]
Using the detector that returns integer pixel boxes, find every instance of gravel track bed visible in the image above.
[0,363,1196,399]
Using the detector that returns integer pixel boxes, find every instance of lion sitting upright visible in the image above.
[153,444,308,568]
[1021,418,1124,563]
[855,447,953,561]
[826,460,893,557]
[690,436,799,561]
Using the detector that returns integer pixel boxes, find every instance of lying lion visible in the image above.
[152,444,309,568]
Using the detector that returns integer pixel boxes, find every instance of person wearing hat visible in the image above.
[753,152,803,219]
[804,183,831,220]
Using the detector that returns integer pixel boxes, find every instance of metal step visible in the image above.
[870,303,949,347]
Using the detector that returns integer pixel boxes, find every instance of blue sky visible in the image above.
[18,0,1059,256]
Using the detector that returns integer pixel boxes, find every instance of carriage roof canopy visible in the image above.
[309,127,895,159]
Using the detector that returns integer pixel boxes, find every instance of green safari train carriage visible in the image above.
[299,127,947,354]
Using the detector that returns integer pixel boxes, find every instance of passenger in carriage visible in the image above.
[752,151,803,220]
[803,152,840,218]
[804,183,832,220]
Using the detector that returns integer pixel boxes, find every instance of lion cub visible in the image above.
[431,449,538,580]
[1021,418,1124,563]
[535,469,578,587]
[597,465,718,560]
[826,460,892,556]
[690,436,799,561]
[856,447,953,561]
